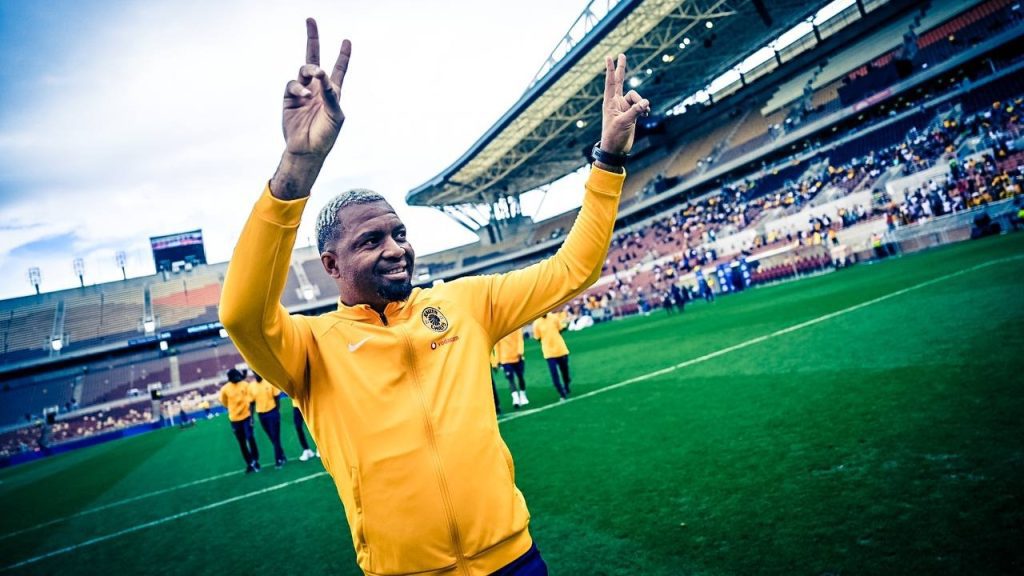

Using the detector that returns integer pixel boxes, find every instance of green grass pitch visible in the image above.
[1,233,1022,575]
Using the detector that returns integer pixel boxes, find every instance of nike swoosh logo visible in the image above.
[347,336,373,353]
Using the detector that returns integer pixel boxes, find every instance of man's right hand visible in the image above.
[270,18,351,200]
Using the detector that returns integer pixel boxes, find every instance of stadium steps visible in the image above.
[50,301,65,356]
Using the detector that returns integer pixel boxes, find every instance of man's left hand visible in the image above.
[599,53,650,156]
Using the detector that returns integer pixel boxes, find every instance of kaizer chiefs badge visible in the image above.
[421,307,449,333]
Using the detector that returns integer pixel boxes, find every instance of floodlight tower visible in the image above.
[28,267,42,295]
[115,251,128,280]
[73,258,85,288]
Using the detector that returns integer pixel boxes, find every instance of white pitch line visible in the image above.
[499,254,1024,423]
[2,471,328,571]
[0,469,245,542]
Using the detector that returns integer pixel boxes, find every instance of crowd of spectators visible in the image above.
[887,99,1022,226]
[0,384,223,459]
[581,95,1023,321]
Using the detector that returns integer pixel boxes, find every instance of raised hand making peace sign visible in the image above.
[598,54,650,166]
[283,18,351,157]
[270,18,352,200]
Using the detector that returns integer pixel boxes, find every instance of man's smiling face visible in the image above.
[320,200,415,311]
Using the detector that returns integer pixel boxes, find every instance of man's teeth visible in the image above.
[382,266,406,274]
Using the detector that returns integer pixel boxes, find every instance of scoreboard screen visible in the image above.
[150,229,207,272]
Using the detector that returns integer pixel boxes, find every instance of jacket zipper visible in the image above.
[398,325,469,574]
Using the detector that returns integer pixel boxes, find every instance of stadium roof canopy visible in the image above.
[407,0,828,209]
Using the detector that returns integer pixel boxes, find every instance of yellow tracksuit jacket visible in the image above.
[218,381,253,422]
[219,167,623,575]
[250,380,280,414]
[531,315,569,359]
[494,329,525,365]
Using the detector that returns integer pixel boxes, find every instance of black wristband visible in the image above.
[591,141,629,168]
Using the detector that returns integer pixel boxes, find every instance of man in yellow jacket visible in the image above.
[219,18,648,576]
[531,312,572,401]
[250,373,287,468]
[495,328,529,409]
[218,368,260,473]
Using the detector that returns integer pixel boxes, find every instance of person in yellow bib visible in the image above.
[250,373,287,468]
[219,17,647,575]
[532,312,572,401]
[218,368,260,473]
[495,327,529,409]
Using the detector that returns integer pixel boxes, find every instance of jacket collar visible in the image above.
[334,288,421,325]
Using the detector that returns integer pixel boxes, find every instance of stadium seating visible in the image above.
[664,114,748,179]
[0,425,46,457]
[839,0,1020,105]
[280,266,306,307]
[150,268,223,330]
[620,154,677,205]
[301,258,338,301]
[724,108,786,157]
[529,209,579,246]
[63,285,145,349]
[0,378,75,425]
[79,356,171,405]
[178,349,243,383]
[0,301,57,362]
[48,404,153,444]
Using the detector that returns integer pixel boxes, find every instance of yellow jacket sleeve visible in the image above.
[219,186,313,400]
[454,166,623,342]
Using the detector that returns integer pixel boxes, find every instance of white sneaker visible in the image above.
[519,391,529,406]
[299,449,312,462]
[511,391,520,407]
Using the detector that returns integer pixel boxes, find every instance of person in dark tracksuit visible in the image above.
[218,368,260,473]
[291,402,317,461]
[250,373,287,468]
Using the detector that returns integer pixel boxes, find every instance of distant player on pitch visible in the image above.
[495,327,529,409]
[249,373,287,468]
[218,368,260,473]
[532,311,573,401]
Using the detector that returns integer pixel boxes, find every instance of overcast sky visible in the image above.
[0,0,596,300]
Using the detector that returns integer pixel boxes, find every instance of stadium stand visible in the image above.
[3,0,1023,463]
[528,208,579,246]
[80,357,170,406]
[62,284,145,349]
[579,88,1023,320]
[0,378,75,426]
[717,107,787,165]
[839,0,1021,105]
[620,154,679,206]
[150,268,223,329]
[0,300,56,362]
[301,257,339,301]
[664,114,748,179]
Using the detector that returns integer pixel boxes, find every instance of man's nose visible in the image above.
[381,236,406,259]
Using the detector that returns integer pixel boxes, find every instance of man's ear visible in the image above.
[321,251,342,279]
